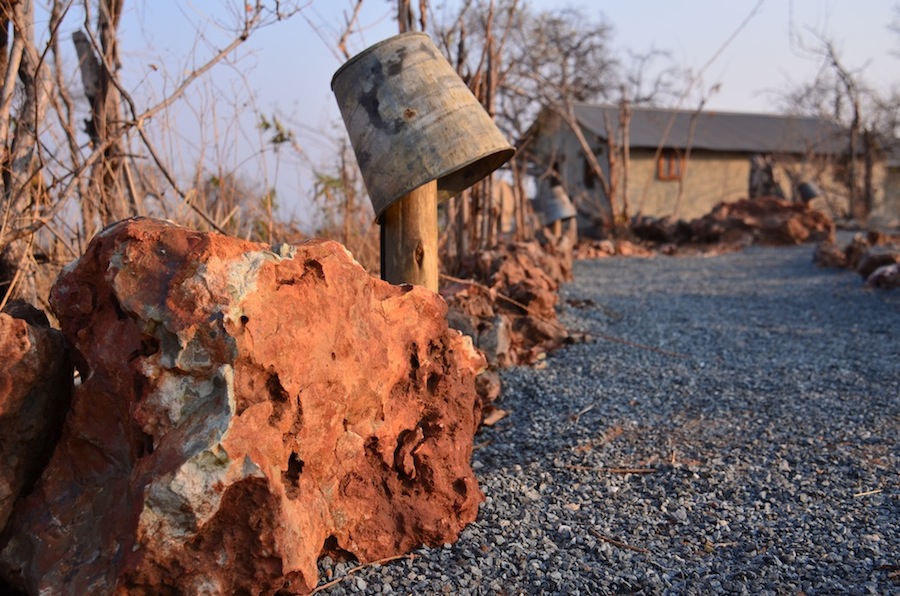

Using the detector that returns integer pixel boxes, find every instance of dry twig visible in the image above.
[569,403,594,424]
[336,0,364,60]
[852,489,882,498]
[311,553,415,594]
[560,465,656,475]
[588,528,650,554]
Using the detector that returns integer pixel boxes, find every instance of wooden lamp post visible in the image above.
[331,32,514,292]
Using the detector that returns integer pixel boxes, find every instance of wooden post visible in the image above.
[331,33,513,289]
[380,179,438,291]
[551,219,563,238]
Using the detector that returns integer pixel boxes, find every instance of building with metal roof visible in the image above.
[571,104,849,156]
[526,103,897,227]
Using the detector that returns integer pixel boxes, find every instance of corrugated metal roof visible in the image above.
[573,103,849,155]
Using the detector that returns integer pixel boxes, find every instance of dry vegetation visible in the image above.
[1,0,893,315]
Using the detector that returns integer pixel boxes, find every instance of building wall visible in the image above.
[624,149,748,220]
[879,167,900,226]
[530,112,897,226]
[774,156,894,223]
[613,150,871,221]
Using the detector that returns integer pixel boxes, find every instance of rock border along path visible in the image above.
[317,242,899,595]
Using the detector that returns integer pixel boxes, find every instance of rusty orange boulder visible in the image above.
[0,302,72,533]
[689,196,835,246]
[0,218,485,595]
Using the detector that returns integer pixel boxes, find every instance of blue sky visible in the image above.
[101,0,897,220]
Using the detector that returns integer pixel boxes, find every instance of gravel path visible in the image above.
[318,243,900,595]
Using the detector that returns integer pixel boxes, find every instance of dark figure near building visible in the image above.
[748,154,785,199]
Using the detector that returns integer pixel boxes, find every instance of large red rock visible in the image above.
[0,302,72,532]
[689,196,835,246]
[855,245,900,280]
[867,263,900,289]
[813,240,848,269]
[0,218,485,595]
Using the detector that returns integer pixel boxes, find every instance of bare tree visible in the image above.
[0,0,53,305]
[780,31,889,221]
[621,48,683,107]
[433,2,621,237]
[0,1,310,310]
[436,4,678,236]
[312,139,378,272]
[502,5,618,204]
[891,4,900,56]
[824,41,864,218]
[427,0,525,265]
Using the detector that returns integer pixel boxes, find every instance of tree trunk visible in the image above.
[847,102,862,220]
[80,0,132,230]
[620,98,631,222]
[603,116,618,225]
[863,127,876,218]
[558,101,615,224]
[1,0,52,305]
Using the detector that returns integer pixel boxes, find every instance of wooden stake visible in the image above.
[380,179,438,291]
[551,219,562,237]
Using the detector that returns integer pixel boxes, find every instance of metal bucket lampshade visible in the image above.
[535,183,576,226]
[797,181,820,203]
[331,32,515,220]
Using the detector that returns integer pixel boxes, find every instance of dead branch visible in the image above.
[558,99,612,199]
[311,553,416,594]
[561,465,656,475]
[636,0,764,214]
[71,1,293,234]
[852,489,882,498]
[569,403,594,423]
[337,0,364,60]
[588,528,650,554]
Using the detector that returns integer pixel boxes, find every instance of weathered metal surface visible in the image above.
[535,184,576,225]
[572,104,848,154]
[332,32,514,219]
[798,181,820,202]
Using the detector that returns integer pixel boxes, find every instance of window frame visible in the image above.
[657,150,684,181]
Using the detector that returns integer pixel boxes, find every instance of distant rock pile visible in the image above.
[0,218,485,595]
[442,237,574,370]
[574,238,655,259]
[626,196,835,253]
[814,230,900,289]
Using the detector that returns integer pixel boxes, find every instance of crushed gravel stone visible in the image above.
[316,243,900,595]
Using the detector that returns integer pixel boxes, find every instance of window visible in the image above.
[657,151,683,181]
[583,148,603,189]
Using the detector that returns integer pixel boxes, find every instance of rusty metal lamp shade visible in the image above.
[331,32,515,220]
